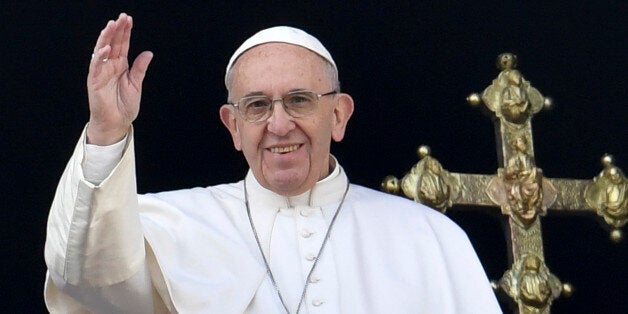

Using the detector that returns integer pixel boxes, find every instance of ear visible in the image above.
[219,105,242,151]
[331,93,354,142]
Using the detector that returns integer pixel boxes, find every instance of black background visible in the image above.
[2,1,626,313]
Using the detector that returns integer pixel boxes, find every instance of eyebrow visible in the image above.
[242,91,266,98]
[242,88,308,98]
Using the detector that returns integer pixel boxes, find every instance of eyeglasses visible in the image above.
[229,90,338,122]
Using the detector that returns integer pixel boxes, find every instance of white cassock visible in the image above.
[44,128,502,314]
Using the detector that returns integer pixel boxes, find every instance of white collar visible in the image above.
[244,156,348,209]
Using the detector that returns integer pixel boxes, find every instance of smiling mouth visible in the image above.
[269,144,300,154]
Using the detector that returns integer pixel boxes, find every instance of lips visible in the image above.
[269,144,300,154]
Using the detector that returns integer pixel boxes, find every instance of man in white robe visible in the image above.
[44,13,502,313]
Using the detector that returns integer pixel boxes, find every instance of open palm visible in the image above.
[86,13,153,145]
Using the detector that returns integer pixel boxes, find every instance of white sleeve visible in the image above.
[44,126,158,313]
[83,135,127,185]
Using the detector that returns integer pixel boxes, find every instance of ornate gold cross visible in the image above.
[382,53,627,314]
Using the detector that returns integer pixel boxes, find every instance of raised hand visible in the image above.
[86,13,153,145]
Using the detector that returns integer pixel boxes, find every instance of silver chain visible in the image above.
[244,179,350,314]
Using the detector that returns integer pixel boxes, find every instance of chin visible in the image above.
[264,172,312,195]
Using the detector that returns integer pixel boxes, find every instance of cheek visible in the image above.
[238,125,264,154]
[307,118,334,151]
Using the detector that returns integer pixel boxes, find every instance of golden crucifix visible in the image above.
[382,53,627,314]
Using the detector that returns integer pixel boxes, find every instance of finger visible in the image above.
[88,45,112,80]
[127,51,154,90]
[110,13,132,59]
[93,19,116,56]
[119,14,133,59]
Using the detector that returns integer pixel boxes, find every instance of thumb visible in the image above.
[128,51,154,88]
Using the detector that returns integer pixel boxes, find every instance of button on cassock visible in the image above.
[312,299,324,307]
[305,253,317,261]
[300,229,314,238]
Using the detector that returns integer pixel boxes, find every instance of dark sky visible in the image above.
[2,1,626,313]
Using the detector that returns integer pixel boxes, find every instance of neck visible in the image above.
[244,158,346,209]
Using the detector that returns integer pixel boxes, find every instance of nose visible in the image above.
[266,100,295,136]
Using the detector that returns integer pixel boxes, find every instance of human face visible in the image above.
[220,43,353,196]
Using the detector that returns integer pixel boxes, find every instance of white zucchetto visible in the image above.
[225,26,336,86]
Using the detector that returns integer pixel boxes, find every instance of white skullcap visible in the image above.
[225,26,337,86]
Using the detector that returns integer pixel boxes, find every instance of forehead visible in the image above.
[231,43,329,93]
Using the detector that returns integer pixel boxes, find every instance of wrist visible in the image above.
[86,123,129,146]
